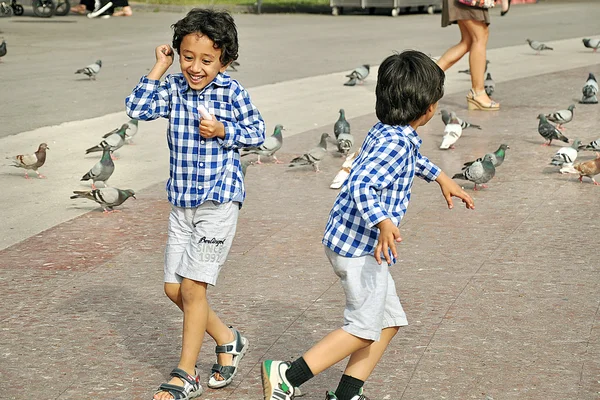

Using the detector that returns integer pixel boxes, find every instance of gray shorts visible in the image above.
[164,201,239,285]
[325,246,408,341]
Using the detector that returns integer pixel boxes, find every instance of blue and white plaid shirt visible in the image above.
[125,72,265,208]
[322,122,441,260]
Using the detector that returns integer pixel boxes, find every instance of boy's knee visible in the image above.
[180,278,207,301]
[164,282,180,302]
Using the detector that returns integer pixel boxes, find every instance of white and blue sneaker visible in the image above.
[262,360,296,400]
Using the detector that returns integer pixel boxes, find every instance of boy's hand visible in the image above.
[200,117,226,139]
[155,45,174,67]
[375,219,402,266]
[436,171,475,210]
[148,45,174,80]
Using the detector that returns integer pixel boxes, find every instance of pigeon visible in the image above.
[484,73,495,97]
[550,139,581,174]
[81,142,115,189]
[344,64,370,86]
[228,60,240,71]
[458,60,489,75]
[75,59,102,80]
[103,119,138,144]
[439,112,462,150]
[289,133,329,172]
[537,114,569,146]
[452,154,496,191]
[545,104,575,130]
[0,39,6,61]
[580,73,598,104]
[582,38,600,52]
[578,138,600,151]
[330,151,358,189]
[463,144,510,168]
[7,143,49,179]
[337,132,354,156]
[527,39,553,54]
[241,124,284,164]
[440,109,481,130]
[334,109,350,139]
[574,152,600,185]
[86,124,128,156]
[240,159,253,177]
[70,187,136,213]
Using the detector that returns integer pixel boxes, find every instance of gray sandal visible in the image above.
[207,326,248,389]
[154,367,203,400]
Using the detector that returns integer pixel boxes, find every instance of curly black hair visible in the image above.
[171,8,239,66]
[376,51,445,126]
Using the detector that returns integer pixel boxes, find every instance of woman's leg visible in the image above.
[463,19,497,105]
[436,21,472,71]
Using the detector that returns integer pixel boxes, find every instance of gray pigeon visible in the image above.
[344,64,370,86]
[241,124,284,164]
[289,133,329,172]
[440,109,481,130]
[336,132,354,155]
[81,142,114,189]
[484,73,495,97]
[7,142,49,179]
[241,159,253,177]
[458,60,489,75]
[70,187,136,213]
[463,144,510,168]
[452,153,496,191]
[0,39,6,61]
[582,38,600,52]
[103,119,139,144]
[578,138,600,151]
[545,104,575,130]
[75,59,102,80]
[334,109,350,139]
[86,124,128,156]
[537,114,569,146]
[527,39,553,54]
[580,73,598,104]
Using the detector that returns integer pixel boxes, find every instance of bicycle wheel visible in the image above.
[32,0,55,17]
[54,0,70,15]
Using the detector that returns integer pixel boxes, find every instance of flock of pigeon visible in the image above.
[442,37,600,190]
[5,36,600,213]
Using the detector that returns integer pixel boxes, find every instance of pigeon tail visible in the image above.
[85,145,102,154]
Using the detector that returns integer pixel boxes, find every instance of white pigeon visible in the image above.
[582,38,600,52]
[545,104,575,130]
[336,132,354,155]
[75,59,102,80]
[550,139,581,174]
[330,151,358,189]
[440,112,462,150]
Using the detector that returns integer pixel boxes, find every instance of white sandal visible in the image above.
[207,326,248,389]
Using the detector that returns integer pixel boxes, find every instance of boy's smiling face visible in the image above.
[179,33,228,91]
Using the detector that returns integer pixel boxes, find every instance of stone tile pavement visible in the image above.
[1,65,600,399]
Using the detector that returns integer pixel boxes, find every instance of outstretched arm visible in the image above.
[436,171,475,210]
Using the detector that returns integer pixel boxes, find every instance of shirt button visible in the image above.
[199,162,204,167]
[199,96,203,100]
[200,140,205,144]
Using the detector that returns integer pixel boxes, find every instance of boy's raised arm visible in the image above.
[217,89,265,150]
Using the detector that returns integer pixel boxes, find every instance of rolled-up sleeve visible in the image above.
[348,141,408,228]
[415,151,441,182]
[125,75,171,121]
[218,89,265,150]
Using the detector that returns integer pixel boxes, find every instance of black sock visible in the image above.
[335,374,364,400]
[285,357,314,388]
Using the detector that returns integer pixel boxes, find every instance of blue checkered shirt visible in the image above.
[125,72,265,208]
[322,122,441,260]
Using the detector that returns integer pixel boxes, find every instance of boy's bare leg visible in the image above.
[436,22,472,71]
[343,326,399,381]
[163,283,235,382]
[155,279,208,400]
[303,329,373,375]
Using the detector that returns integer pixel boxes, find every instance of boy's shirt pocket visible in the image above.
[207,101,235,122]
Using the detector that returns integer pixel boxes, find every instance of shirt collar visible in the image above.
[401,125,423,149]
[177,72,231,94]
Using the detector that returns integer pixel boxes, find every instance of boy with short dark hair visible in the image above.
[125,8,265,400]
[261,50,475,400]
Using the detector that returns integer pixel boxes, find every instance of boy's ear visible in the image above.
[219,62,230,73]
